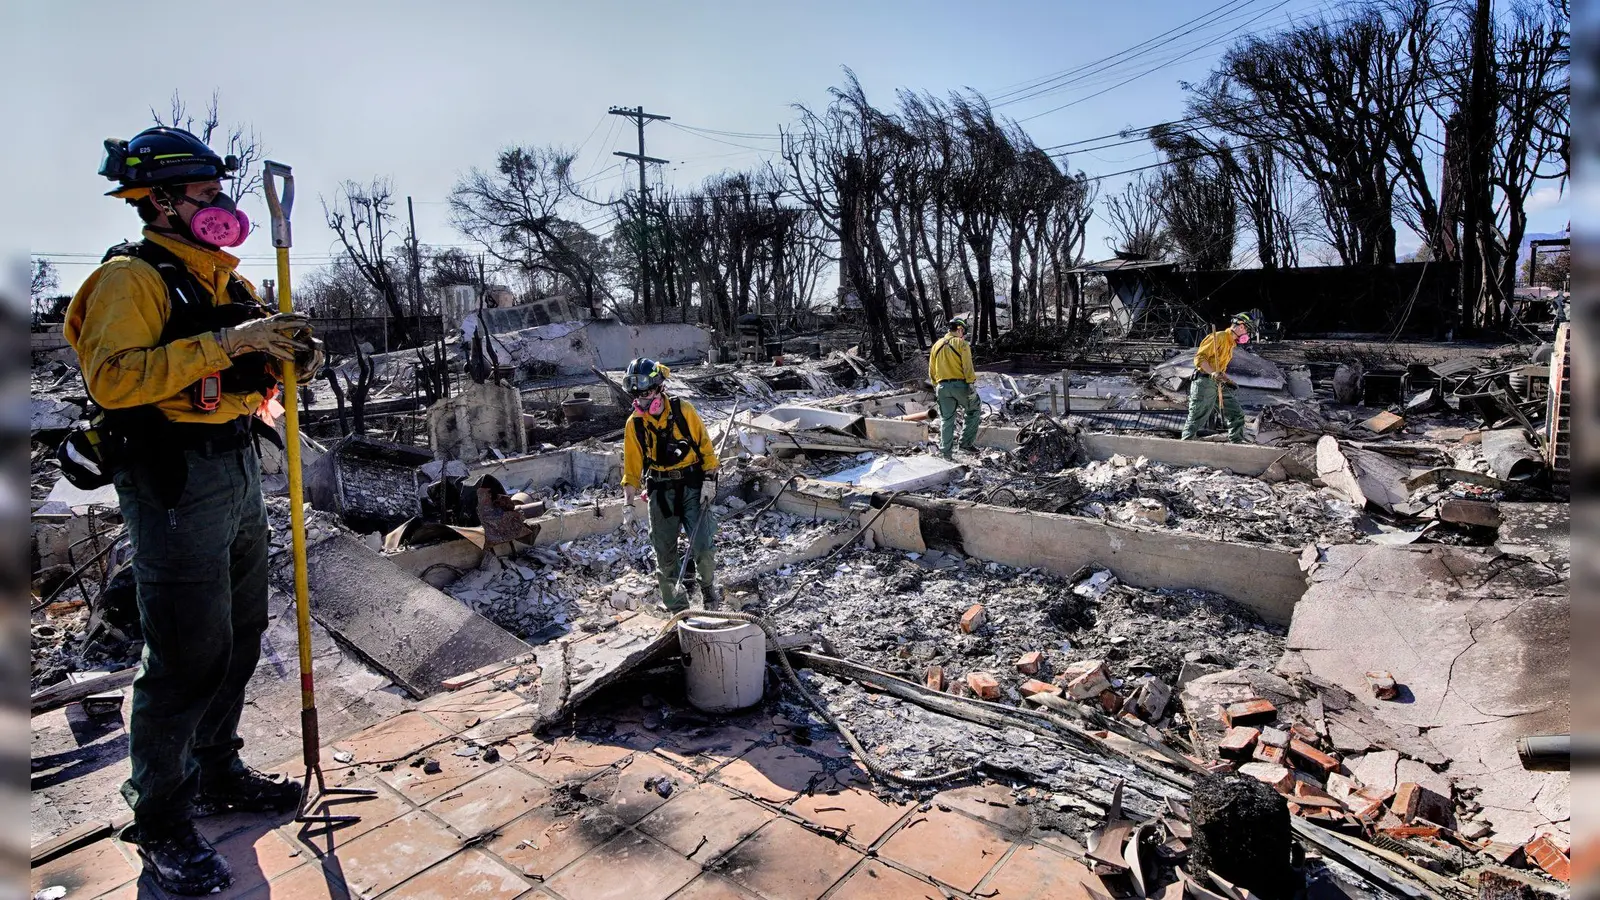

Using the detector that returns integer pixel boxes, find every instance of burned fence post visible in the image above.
[1189,773,1295,900]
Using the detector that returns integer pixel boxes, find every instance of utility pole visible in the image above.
[609,105,670,322]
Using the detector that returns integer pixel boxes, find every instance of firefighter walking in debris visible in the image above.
[929,315,981,459]
[620,357,722,612]
[63,127,322,896]
[1181,312,1252,443]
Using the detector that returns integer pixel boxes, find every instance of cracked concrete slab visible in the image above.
[1286,544,1569,845]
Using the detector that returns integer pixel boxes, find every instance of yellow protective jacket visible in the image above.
[622,396,720,489]
[1193,329,1238,378]
[63,229,269,424]
[928,333,976,384]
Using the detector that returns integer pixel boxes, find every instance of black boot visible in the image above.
[123,818,231,896]
[193,762,303,816]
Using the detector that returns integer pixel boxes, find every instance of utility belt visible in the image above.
[645,464,705,518]
[164,417,259,457]
[937,378,970,387]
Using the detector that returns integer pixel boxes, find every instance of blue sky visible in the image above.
[6,0,1569,295]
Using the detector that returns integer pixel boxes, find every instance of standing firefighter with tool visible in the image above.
[64,127,323,895]
[620,358,721,612]
[1181,312,1252,443]
[929,315,981,459]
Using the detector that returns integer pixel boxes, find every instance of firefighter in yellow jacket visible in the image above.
[63,127,321,895]
[929,315,980,459]
[1181,312,1252,443]
[619,358,721,611]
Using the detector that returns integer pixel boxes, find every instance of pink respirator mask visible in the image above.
[186,194,251,248]
[633,394,665,416]
[1236,332,1250,344]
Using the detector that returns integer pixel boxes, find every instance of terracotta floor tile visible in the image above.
[717,817,862,900]
[935,783,1034,834]
[637,783,775,862]
[331,713,453,767]
[321,810,461,898]
[1029,825,1089,859]
[379,848,530,900]
[461,703,543,745]
[787,788,909,847]
[517,737,634,786]
[582,754,685,825]
[486,791,625,881]
[423,765,546,837]
[419,686,531,734]
[208,827,312,900]
[543,832,700,900]
[30,837,139,899]
[653,725,764,773]
[380,747,506,804]
[978,841,1109,900]
[828,859,945,900]
[291,779,411,851]
[198,807,300,843]
[666,873,761,900]
[238,862,352,900]
[85,882,146,900]
[877,808,1013,893]
[714,745,826,804]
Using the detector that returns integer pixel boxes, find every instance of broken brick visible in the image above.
[1290,723,1320,744]
[925,666,945,692]
[1524,835,1569,883]
[1252,743,1286,766]
[959,604,987,633]
[1018,679,1060,697]
[1391,782,1452,827]
[1217,727,1260,759]
[1061,659,1112,700]
[1380,823,1442,840]
[966,672,1000,701]
[1288,739,1339,775]
[1258,726,1290,749]
[1221,698,1276,728]
[1483,842,1526,866]
[1238,762,1294,792]
[1014,651,1043,675]
[1365,671,1398,700]
[1290,780,1343,809]
[1097,689,1123,714]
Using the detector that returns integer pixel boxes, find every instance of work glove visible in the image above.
[622,502,639,530]
[217,313,312,361]
[293,336,326,384]
[700,475,718,508]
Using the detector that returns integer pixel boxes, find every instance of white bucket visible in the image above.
[677,617,766,713]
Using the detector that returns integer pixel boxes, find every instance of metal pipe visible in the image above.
[1517,734,1569,771]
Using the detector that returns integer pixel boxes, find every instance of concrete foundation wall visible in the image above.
[950,504,1303,624]
[764,478,1304,624]
[468,448,621,494]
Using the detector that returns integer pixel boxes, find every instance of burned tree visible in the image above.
[450,146,611,318]
[151,90,265,202]
[1104,174,1171,260]
[1150,126,1238,271]
[324,179,415,344]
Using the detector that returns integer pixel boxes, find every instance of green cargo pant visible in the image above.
[648,480,716,612]
[936,379,982,458]
[1181,373,1247,442]
[112,442,270,828]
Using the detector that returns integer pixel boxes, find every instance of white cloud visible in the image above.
[1525,185,1567,213]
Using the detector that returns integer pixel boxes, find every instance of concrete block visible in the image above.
[428,380,528,462]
